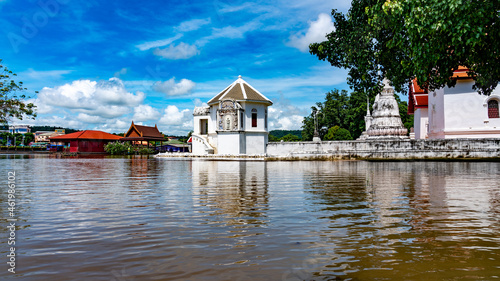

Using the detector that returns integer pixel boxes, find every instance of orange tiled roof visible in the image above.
[452,65,472,79]
[50,130,123,140]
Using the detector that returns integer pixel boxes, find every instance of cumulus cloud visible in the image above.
[158,105,191,126]
[268,94,308,130]
[35,77,144,120]
[153,42,199,59]
[153,77,196,96]
[288,13,334,52]
[176,18,211,32]
[133,104,161,121]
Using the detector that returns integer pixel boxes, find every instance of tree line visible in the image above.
[301,89,413,141]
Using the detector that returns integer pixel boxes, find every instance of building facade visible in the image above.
[409,68,500,139]
[192,76,273,155]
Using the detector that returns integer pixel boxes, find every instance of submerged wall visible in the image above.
[266,139,500,160]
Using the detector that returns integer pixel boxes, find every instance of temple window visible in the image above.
[265,110,268,129]
[251,108,257,127]
[488,100,499,118]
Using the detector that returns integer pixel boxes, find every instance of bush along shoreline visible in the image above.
[104,142,155,155]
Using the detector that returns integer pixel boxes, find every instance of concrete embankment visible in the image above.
[266,139,500,160]
[155,139,500,161]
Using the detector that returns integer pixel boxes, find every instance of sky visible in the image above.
[1,0,353,135]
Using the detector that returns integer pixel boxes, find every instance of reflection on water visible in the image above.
[0,156,499,280]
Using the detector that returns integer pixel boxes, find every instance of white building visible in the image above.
[192,76,273,155]
[409,67,500,139]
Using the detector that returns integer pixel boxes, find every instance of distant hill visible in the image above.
[269,130,302,139]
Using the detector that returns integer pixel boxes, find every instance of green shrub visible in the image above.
[104,142,131,155]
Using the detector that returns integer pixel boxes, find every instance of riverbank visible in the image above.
[157,138,500,161]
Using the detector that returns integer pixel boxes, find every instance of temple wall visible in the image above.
[266,139,500,160]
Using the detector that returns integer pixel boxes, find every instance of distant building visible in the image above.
[9,125,31,134]
[409,66,500,139]
[34,130,66,142]
[192,76,273,155]
[50,130,122,153]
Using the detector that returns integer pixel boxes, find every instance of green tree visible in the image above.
[280,133,301,142]
[302,89,351,140]
[302,89,412,140]
[268,134,279,142]
[324,125,353,140]
[310,0,500,96]
[0,60,37,124]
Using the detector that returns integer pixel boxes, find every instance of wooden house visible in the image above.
[120,122,165,148]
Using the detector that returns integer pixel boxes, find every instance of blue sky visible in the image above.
[1,0,352,135]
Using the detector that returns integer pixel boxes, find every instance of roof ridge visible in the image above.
[219,80,238,101]
[240,80,248,99]
[243,81,271,102]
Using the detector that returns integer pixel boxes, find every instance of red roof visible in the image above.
[50,130,123,141]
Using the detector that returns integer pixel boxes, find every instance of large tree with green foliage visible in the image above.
[310,0,499,96]
[302,89,412,140]
[0,59,37,124]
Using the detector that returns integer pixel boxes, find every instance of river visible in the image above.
[1,155,499,280]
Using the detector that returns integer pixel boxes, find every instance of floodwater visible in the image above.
[1,155,499,280]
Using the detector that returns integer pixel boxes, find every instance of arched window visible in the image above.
[251,108,257,127]
[488,100,499,118]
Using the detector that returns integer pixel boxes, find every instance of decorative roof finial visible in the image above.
[238,75,242,79]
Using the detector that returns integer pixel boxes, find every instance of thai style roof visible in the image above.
[122,121,165,141]
[50,130,123,141]
[207,75,273,105]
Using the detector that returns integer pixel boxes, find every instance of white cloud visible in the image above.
[21,68,72,80]
[136,34,183,51]
[196,21,260,46]
[93,119,131,133]
[77,113,104,124]
[114,67,128,78]
[158,105,191,126]
[267,94,308,130]
[176,18,211,32]
[132,104,161,121]
[153,42,199,59]
[153,77,196,96]
[36,77,144,119]
[193,98,207,107]
[288,13,334,52]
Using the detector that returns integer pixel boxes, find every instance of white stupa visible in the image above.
[358,78,408,140]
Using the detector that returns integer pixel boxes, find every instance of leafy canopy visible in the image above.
[0,59,37,124]
[310,0,500,95]
[301,89,412,140]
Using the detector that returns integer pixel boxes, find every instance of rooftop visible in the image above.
[50,130,123,141]
[207,75,273,105]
